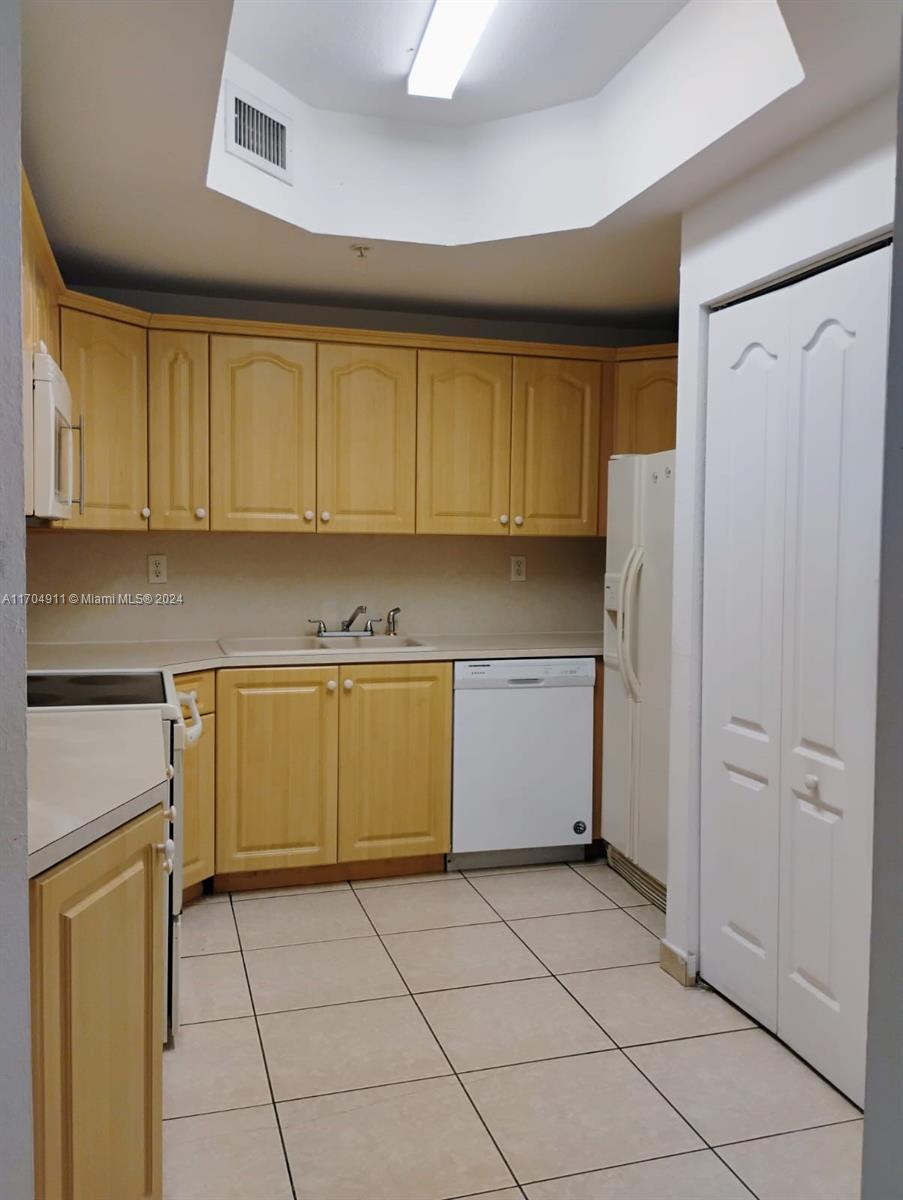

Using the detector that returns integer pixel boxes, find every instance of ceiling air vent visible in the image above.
[224,83,292,183]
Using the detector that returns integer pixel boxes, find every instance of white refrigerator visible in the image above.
[602,451,675,886]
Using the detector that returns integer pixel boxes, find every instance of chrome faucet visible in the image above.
[340,604,368,632]
[386,607,402,636]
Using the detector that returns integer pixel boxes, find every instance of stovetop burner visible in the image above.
[27,672,167,708]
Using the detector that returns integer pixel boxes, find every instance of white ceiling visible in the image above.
[21,0,902,325]
[229,0,687,126]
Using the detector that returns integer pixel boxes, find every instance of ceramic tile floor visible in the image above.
[164,862,863,1200]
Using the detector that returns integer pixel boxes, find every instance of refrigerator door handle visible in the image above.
[616,546,638,695]
[621,547,644,700]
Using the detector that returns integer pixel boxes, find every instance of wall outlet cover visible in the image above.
[147,554,167,584]
[510,556,527,583]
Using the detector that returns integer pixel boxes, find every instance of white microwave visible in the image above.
[26,347,82,521]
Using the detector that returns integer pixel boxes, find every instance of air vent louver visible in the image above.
[224,83,291,183]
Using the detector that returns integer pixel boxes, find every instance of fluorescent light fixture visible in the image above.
[407,0,498,100]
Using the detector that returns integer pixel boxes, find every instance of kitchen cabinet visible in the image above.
[338,662,452,861]
[176,671,216,890]
[22,174,61,363]
[613,357,678,455]
[60,307,148,530]
[510,357,601,537]
[216,667,338,872]
[417,350,513,535]
[148,331,210,530]
[317,344,417,533]
[30,805,164,1200]
[210,335,317,532]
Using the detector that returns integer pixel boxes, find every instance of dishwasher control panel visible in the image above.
[454,658,595,689]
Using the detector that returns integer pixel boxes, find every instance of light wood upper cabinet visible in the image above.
[338,662,452,861]
[22,174,62,362]
[216,667,338,873]
[61,308,148,530]
[210,336,316,532]
[613,357,678,455]
[31,805,164,1200]
[149,331,209,530]
[417,350,513,535]
[317,344,416,533]
[510,357,601,537]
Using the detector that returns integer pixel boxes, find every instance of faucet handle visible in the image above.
[364,617,383,635]
[308,618,327,636]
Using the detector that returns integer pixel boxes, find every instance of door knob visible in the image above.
[499,514,509,525]
[514,515,524,526]
[194,507,206,520]
[343,679,353,691]
[326,680,337,692]
[141,506,151,519]
[156,838,175,874]
[804,773,820,791]
[304,510,315,522]
[321,511,331,523]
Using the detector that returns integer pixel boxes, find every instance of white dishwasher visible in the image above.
[451,658,595,856]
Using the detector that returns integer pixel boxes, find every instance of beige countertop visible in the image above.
[27,709,170,877]
[28,631,604,674]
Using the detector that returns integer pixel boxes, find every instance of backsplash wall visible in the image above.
[26,532,605,644]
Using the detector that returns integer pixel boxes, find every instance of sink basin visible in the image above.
[218,635,434,656]
[317,636,433,651]
[218,636,324,656]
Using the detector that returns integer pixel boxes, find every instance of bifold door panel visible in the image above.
[701,246,890,1103]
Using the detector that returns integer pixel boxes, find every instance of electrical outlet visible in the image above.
[147,554,167,584]
[510,555,527,583]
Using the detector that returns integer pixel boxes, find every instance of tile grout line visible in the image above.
[229,893,299,1200]
[346,881,523,1193]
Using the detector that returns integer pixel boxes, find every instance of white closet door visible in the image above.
[777,246,890,1104]
[701,288,790,1028]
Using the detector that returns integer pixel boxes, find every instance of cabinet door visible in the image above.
[182,712,216,890]
[510,357,601,536]
[31,805,164,1200]
[338,663,451,861]
[61,308,148,530]
[216,668,338,873]
[317,344,416,533]
[416,350,512,535]
[210,336,316,532]
[613,358,677,454]
[149,331,210,530]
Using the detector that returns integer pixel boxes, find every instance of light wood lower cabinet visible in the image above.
[214,663,452,873]
[338,663,452,861]
[61,308,149,530]
[182,712,216,889]
[511,357,601,536]
[216,667,339,873]
[30,805,165,1200]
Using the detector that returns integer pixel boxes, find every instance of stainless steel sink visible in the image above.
[316,635,433,651]
[218,636,325,656]
[218,635,433,656]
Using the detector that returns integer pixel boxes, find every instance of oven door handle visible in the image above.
[177,690,203,745]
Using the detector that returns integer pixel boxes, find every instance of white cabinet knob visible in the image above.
[165,764,174,780]
[304,510,315,522]
[194,507,206,520]
[156,838,175,874]
[499,514,509,525]
[343,679,353,691]
[321,511,331,523]
[804,773,820,791]
[326,680,337,692]
[514,515,524,526]
[141,506,151,519]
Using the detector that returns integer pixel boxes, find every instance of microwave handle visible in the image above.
[71,415,86,516]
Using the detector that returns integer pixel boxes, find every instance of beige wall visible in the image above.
[26,531,604,643]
